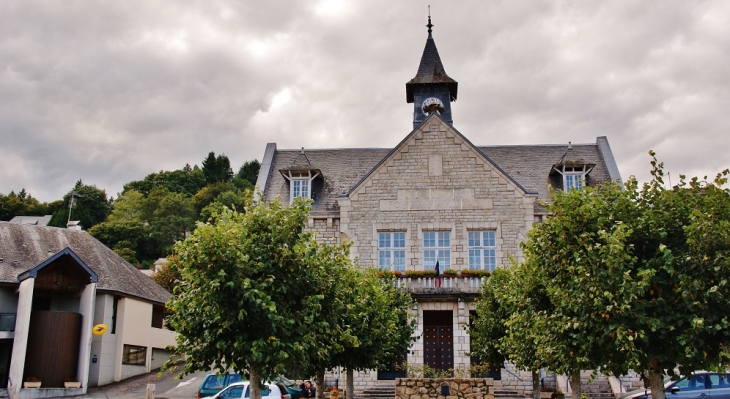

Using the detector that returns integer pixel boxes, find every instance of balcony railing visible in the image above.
[394,276,486,295]
[0,313,16,332]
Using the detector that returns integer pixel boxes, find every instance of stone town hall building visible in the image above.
[257,17,622,394]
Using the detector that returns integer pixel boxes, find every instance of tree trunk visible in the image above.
[317,369,325,399]
[250,365,261,399]
[648,367,666,399]
[347,368,355,399]
[570,370,581,399]
[533,369,541,399]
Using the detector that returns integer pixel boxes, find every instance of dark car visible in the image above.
[620,372,730,399]
[198,373,245,399]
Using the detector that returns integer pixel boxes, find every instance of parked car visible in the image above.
[198,373,245,399]
[203,381,292,399]
[619,372,730,399]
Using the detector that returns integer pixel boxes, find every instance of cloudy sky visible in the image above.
[2,1,729,202]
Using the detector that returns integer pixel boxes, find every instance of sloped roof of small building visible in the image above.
[9,215,52,226]
[262,138,617,215]
[0,222,171,305]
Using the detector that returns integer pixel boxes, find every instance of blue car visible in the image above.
[198,373,245,399]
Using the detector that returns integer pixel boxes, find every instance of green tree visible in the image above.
[515,180,650,399]
[88,219,149,264]
[165,196,348,399]
[334,270,416,399]
[150,191,196,255]
[232,159,261,191]
[469,267,548,398]
[626,157,730,397]
[123,166,206,197]
[0,191,26,221]
[199,190,252,222]
[201,151,234,184]
[48,180,112,230]
[107,190,145,222]
[151,255,182,293]
[0,189,58,221]
[190,182,236,216]
[508,153,730,399]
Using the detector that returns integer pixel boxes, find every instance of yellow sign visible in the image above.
[92,324,108,335]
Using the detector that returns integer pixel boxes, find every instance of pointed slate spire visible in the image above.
[405,15,458,104]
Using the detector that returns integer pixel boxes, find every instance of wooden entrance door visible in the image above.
[423,310,453,373]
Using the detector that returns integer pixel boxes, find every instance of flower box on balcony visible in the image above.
[405,270,437,278]
[460,269,491,278]
[64,381,81,388]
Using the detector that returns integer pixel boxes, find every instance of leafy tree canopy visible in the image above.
[48,180,112,230]
[497,153,730,399]
[0,189,62,221]
[165,196,352,399]
[123,166,206,197]
[232,159,261,191]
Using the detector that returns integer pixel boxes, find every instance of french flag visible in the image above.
[435,260,441,288]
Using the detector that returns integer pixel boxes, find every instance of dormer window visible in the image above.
[551,163,594,192]
[279,148,321,203]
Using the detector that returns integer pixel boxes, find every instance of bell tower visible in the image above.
[405,14,458,129]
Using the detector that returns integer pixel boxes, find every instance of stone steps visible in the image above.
[355,385,395,399]
[494,388,530,399]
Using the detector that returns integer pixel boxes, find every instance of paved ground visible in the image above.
[60,368,209,399]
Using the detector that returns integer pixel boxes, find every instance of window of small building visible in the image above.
[468,231,496,271]
[378,232,406,272]
[151,305,164,329]
[423,231,450,270]
[111,296,119,334]
[122,344,146,365]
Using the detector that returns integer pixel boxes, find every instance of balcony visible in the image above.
[394,276,486,299]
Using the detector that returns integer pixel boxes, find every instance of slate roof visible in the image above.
[0,222,171,304]
[264,148,391,215]
[479,143,613,210]
[263,139,616,215]
[9,215,52,226]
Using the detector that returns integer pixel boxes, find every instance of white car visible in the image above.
[204,381,292,399]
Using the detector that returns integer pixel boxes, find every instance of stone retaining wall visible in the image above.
[395,378,494,399]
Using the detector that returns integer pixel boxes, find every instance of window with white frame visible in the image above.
[378,232,406,272]
[423,231,450,270]
[468,231,496,271]
[291,178,310,199]
[554,164,590,192]
[564,172,583,191]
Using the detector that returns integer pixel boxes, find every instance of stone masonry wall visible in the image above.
[307,217,341,244]
[338,119,536,271]
[395,378,494,399]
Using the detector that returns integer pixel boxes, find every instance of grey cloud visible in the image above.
[1,0,728,202]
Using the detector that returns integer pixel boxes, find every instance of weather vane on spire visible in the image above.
[427,6,433,36]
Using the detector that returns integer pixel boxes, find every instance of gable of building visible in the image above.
[0,222,170,305]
